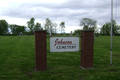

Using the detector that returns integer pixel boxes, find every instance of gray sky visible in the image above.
[0,0,120,33]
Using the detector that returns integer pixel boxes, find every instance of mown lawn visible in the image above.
[0,35,120,80]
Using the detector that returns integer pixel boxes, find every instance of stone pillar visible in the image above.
[80,30,94,69]
[35,30,47,71]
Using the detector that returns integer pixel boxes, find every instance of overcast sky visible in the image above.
[0,0,120,33]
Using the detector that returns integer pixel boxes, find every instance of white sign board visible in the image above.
[50,37,79,52]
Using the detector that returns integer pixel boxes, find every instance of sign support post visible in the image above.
[35,30,47,71]
[80,30,94,69]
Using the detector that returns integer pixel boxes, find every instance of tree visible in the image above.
[100,20,120,35]
[59,22,65,34]
[112,20,120,35]
[80,18,97,30]
[100,22,110,35]
[16,25,26,34]
[9,24,26,34]
[73,29,81,35]
[51,22,57,34]
[27,17,35,34]
[34,22,43,30]
[9,24,17,34]
[44,18,58,35]
[44,18,52,33]
[0,19,8,34]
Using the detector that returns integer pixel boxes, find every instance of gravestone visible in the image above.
[96,33,99,37]
[70,31,72,37]
[76,33,79,36]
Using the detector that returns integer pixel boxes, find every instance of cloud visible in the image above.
[0,0,120,33]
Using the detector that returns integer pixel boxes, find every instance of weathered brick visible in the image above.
[80,30,94,69]
[35,30,47,71]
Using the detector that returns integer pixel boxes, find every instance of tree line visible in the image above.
[0,17,65,35]
[0,17,120,36]
[73,18,120,36]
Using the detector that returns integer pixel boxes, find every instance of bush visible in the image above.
[114,34,120,36]
[0,34,17,36]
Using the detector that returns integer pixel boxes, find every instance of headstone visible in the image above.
[96,33,99,37]
[19,32,23,36]
[76,33,79,36]
[19,33,21,36]
[50,32,52,37]
[64,33,66,35]
[70,31,72,37]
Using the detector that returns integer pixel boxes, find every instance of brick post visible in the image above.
[35,30,47,71]
[80,30,94,69]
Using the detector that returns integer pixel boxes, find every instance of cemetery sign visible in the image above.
[50,37,79,52]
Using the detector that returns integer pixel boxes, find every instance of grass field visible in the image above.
[0,35,120,80]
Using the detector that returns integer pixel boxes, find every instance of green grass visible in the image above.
[0,36,120,80]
